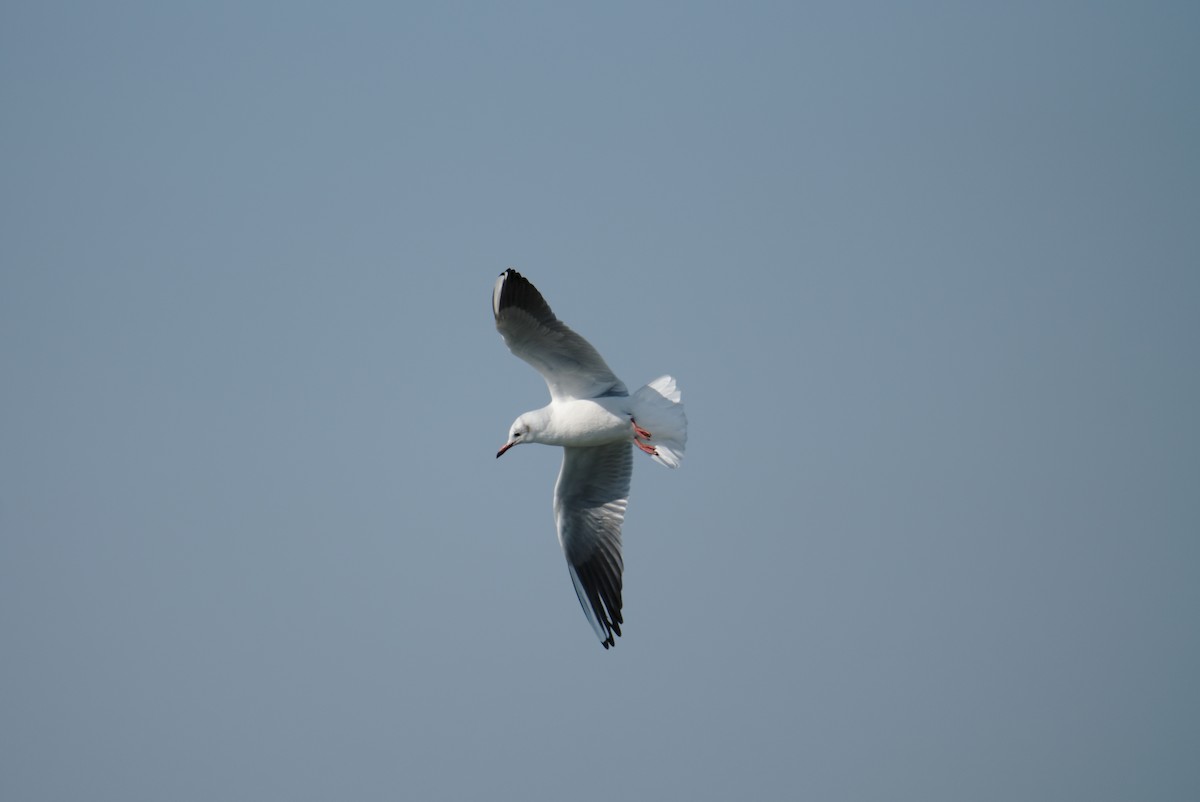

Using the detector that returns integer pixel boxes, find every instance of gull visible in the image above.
[493,269,687,648]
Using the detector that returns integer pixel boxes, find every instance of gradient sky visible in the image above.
[2,2,1198,800]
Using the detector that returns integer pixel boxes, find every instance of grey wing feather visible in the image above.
[493,269,628,401]
[554,442,633,648]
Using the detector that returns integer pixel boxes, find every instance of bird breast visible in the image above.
[541,398,632,447]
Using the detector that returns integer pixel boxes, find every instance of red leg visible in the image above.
[631,418,652,440]
[635,438,659,457]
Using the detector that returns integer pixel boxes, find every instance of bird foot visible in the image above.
[631,418,652,440]
[635,438,658,457]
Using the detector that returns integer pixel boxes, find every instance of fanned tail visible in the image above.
[632,375,687,468]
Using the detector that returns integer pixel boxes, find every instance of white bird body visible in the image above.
[514,398,633,447]
[492,269,687,648]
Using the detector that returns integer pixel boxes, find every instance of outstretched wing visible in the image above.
[553,443,632,648]
[493,268,628,401]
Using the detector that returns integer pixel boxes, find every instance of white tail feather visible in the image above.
[632,375,687,468]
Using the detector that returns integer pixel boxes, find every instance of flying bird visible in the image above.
[492,269,687,648]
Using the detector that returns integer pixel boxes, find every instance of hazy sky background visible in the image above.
[2,2,1198,800]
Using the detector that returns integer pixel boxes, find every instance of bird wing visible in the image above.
[553,442,632,648]
[493,268,628,401]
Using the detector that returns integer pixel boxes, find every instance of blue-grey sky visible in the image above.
[2,2,1198,800]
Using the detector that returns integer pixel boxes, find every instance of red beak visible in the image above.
[496,441,515,458]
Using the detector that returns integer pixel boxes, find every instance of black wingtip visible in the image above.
[572,554,625,651]
[493,268,556,323]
